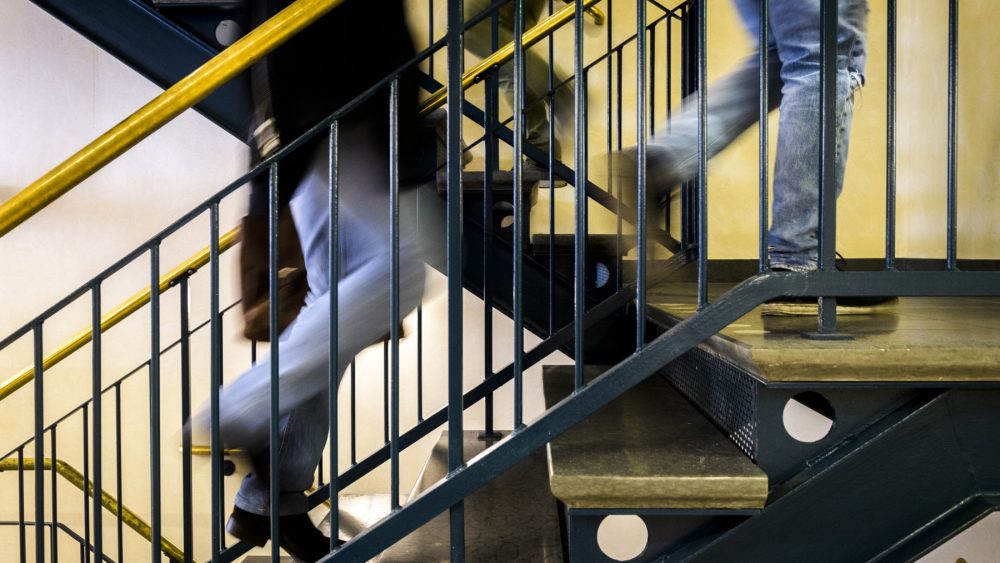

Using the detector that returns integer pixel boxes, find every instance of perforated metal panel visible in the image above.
[664,347,758,460]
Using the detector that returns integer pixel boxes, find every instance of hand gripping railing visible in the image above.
[0,0,347,239]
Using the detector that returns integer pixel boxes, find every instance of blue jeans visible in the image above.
[196,124,426,515]
[647,0,868,271]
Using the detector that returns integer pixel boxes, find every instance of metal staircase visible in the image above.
[3,0,1000,562]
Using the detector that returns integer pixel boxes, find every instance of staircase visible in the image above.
[3,0,1000,562]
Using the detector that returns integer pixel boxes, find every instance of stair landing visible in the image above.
[647,282,1000,384]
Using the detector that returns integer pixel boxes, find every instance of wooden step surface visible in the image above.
[647,282,1000,384]
[543,365,768,510]
[378,430,563,562]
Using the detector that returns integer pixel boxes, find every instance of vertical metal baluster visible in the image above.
[446,0,466,558]
[383,342,389,444]
[18,448,26,563]
[417,306,424,422]
[33,322,44,563]
[149,242,162,563]
[179,276,193,562]
[514,0,526,422]
[680,5,692,250]
[667,17,672,124]
[547,0,556,338]
[268,162,281,562]
[51,426,60,563]
[350,361,357,465]
[885,0,897,271]
[328,120,341,551]
[114,384,123,563]
[608,0,620,292]
[91,281,104,563]
[636,0,648,347]
[651,25,657,132]
[429,0,435,75]
[209,202,223,562]
[616,47,624,292]
[573,0,587,388]
[390,78,402,510]
[696,0,709,309]
[481,7,498,439]
[83,408,91,563]
[759,0,770,272]
[946,0,959,271]
[817,0,839,331]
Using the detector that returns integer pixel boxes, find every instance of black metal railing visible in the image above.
[2,1,999,562]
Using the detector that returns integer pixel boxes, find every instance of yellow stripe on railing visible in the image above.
[0,0,346,239]
[419,0,602,117]
[0,227,240,402]
[0,458,192,562]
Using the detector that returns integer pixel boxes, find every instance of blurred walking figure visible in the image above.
[192,1,428,559]
[621,0,868,274]
[464,0,576,166]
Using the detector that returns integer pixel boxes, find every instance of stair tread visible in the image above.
[647,282,1000,384]
[436,169,543,195]
[543,365,768,510]
[379,430,563,562]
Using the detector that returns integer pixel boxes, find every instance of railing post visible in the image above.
[178,275,194,562]
[885,0,897,271]
[328,120,341,552]
[209,201,224,562]
[636,0,648,348]
[816,0,839,334]
[90,282,103,563]
[268,162,282,562]
[696,0,709,310]
[33,322,44,563]
[574,0,588,387]
[946,0,959,271]
[514,0,526,422]
[445,0,466,558]
[480,5,500,441]
[759,0,770,273]
[149,242,162,562]
[389,78,402,511]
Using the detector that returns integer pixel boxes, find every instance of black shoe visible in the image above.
[227,507,344,562]
[763,263,898,316]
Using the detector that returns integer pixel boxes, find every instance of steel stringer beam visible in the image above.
[29,0,251,140]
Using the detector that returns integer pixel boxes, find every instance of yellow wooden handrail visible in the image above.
[419,0,603,117]
[0,227,240,402]
[0,0,346,239]
[0,458,191,562]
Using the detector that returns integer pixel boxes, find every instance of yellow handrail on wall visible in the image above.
[419,0,603,117]
[0,227,240,403]
[0,457,191,562]
[0,0,346,239]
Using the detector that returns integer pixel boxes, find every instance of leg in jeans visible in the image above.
[641,0,867,270]
[204,122,426,516]
[464,0,573,155]
[756,0,868,271]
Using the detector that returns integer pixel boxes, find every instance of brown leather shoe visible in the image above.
[239,213,309,341]
[226,506,343,562]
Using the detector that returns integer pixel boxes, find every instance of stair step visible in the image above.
[530,233,636,256]
[436,169,543,196]
[542,365,768,510]
[379,430,563,562]
[647,282,1000,384]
